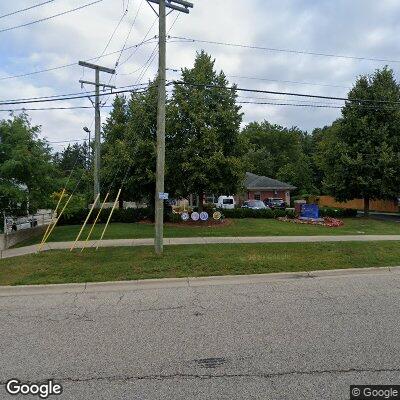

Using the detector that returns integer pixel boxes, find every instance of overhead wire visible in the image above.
[0,0,106,34]
[168,35,400,64]
[0,0,56,19]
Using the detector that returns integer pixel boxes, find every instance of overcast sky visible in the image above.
[1,0,400,151]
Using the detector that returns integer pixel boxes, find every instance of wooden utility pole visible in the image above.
[78,61,115,205]
[147,0,194,254]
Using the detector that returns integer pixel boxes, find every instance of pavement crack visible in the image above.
[6,367,400,385]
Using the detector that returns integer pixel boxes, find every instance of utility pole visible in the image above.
[78,61,115,205]
[146,0,194,255]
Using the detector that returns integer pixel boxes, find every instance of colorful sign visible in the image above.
[191,212,200,221]
[200,212,209,221]
[213,211,222,220]
[181,212,189,221]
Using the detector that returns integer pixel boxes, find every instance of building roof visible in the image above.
[245,172,297,191]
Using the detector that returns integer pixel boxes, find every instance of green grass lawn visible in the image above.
[16,217,400,247]
[1,241,400,285]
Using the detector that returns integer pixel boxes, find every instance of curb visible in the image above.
[1,266,400,296]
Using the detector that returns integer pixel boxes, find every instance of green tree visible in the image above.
[53,141,90,197]
[101,85,158,208]
[242,121,315,194]
[318,67,400,215]
[167,51,245,207]
[0,114,57,216]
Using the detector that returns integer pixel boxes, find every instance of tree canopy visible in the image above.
[317,67,400,214]
[0,114,56,215]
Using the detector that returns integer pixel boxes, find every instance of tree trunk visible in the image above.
[118,194,124,210]
[198,194,203,212]
[364,196,370,217]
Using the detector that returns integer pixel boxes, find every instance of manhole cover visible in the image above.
[194,358,227,369]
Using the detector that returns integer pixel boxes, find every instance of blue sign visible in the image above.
[301,204,319,219]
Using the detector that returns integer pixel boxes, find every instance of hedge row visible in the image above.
[221,208,296,219]
[58,207,154,226]
[319,207,358,217]
[56,205,357,225]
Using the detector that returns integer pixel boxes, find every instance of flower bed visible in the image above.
[277,216,344,227]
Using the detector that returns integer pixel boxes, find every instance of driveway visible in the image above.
[1,271,400,399]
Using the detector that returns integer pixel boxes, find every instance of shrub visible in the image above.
[221,208,295,219]
[58,207,153,226]
[319,207,357,218]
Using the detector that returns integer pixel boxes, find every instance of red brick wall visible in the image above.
[247,190,291,204]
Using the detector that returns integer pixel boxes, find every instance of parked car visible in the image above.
[216,196,235,209]
[264,198,286,209]
[242,200,269,210]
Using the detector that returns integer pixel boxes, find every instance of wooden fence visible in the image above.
[315,196,399,213]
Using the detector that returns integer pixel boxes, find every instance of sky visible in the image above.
[1,0,400,151]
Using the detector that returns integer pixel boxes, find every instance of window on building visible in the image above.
[254,193,261,200]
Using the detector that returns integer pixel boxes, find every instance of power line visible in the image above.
[169,35,400,64]
[0,86,149,106]
[0,0,56,19]
[0,83,148,104]
[94,0,130,63]
[0,0,106,34]
[166,68,350,90]
[0,36,157,81]
[173,81,400,105]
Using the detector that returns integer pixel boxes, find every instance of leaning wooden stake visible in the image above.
[38,193,73,252]
[96,189,121,250]
[39,188,66,248]
[81,192,110,253]
[70,193,100,252]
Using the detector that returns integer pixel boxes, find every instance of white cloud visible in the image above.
[1,0,400,145]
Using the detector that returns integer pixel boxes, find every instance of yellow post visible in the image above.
[69,193,100,251]
[81,192,110,252]
[39,188,66,247]
[38,193,73,251]
[96,189,121,250]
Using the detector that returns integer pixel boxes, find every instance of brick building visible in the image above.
[243,172,296,205]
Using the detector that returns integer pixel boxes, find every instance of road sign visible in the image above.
[158,192,169,200]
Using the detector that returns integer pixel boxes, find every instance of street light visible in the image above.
[83,127,91,169]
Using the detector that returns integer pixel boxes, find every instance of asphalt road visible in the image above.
[1,272,400,399]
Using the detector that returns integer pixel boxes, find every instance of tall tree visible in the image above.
[242,121,315,194]
[101,85,158,208]
[0,114,56,215]
[167,51,245,207]
[318,67,400,215]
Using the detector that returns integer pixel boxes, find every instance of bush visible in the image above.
[319,207,357,218]
[221,208,295,219]
[58,207,153,226]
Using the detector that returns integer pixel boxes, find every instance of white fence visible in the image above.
[4,210,53,234]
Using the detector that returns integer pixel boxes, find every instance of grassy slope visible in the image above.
[16,217,400,247]
[1,241,400,285]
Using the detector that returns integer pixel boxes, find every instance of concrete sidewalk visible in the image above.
[1,234,400,259]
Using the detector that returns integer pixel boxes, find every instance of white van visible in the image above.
[216,196,235,209]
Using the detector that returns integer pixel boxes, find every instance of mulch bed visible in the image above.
[277,216,344,227]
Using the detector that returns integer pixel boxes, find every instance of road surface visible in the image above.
[1,271,400,399]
